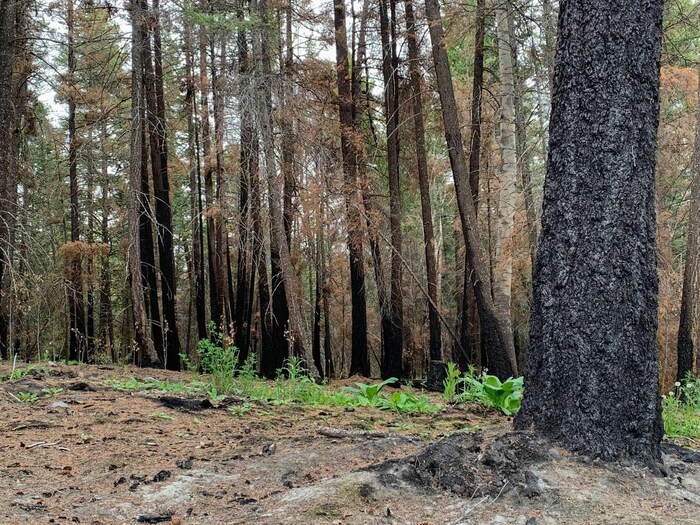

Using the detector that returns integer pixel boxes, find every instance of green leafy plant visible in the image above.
[443,362,461,403]
[42,387,64,398]
[378,391,440,413]
[277,356,312,383]
[196,338,239,393]
[239,354,258,380]
[17,391,39,403]
[229,402,252,417]
[148,412,174,421]
[346,377,398,406]
[459,373,523,415]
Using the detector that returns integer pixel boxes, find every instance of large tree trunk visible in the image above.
[404,0,441,370]
[99,122,114,361]
[129,0,160,367]
[378,0,403,380]
[676,63,700,382]
[515,0,664,464]
[424,0,517,379]
[333,0,369,377]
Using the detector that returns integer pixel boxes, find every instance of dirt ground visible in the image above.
[1,363,700,525]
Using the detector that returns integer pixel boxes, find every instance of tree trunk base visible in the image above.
[426,360,447,392]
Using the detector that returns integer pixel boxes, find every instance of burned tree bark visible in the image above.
[515,0,665,464]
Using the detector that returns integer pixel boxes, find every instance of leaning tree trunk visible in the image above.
[515,0,664,464]
[404,0,442,377]
[676,63,700,382]
[424,0,517,379]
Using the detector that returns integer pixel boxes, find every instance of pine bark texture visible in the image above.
[515,0,664,463]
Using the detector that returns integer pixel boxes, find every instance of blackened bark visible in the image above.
[333,0,369,376]
[676,64,700,382]
[515,0,664,464]
[378,0,403,379]
[129,0,160,367]
[404,0,441,366]
[234,4,254,361]
[424,0,517,379]
[0,0,15,359]
[183,10,207,343]
[150,0,181,370]
[67,0,86,362]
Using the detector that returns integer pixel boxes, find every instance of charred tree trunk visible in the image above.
[234,4,255,362]
[404,0,442,374]
[183,7,207,344]
[129,0,160,367]
[333,0,369,376]
[424,0,517,378]
[258,0,319,378]
[0,0,16,360]
[67,0,86,362]
[150,0,180,369]
[515,0,664,464]
[137,0,164,363]
[378,0,403,379]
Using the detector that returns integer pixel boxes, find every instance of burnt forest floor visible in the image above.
[1,362,700,525]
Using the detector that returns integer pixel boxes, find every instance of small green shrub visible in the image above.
[459,373,523,415]
[443,362,461,403]
[17,391,39,403]
[346,377,398,406]
[378,391,441,413]
[196,338,239,393]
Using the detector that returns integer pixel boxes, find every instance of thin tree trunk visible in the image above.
[404,0,441,370]
[333,0,369,376]
[211,35,230,331]
[460,0,485,369]
[183,5,207,343]
[424,0,517,378]
[677,63,700,381]
[378,0,403,379]
[99,121,114,361]
[258,0,319,378]
[0,0,16,360]
[198,6,222,333]
[67,0,86,362]
[150,0,181,369]
[138,0,164,362]
[234,0,254,361]
[492,2,518,369]
[129,0,160,367]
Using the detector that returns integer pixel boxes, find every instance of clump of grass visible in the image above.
[663,374,700,440]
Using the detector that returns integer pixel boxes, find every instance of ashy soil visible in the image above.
[1,363,699,525]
